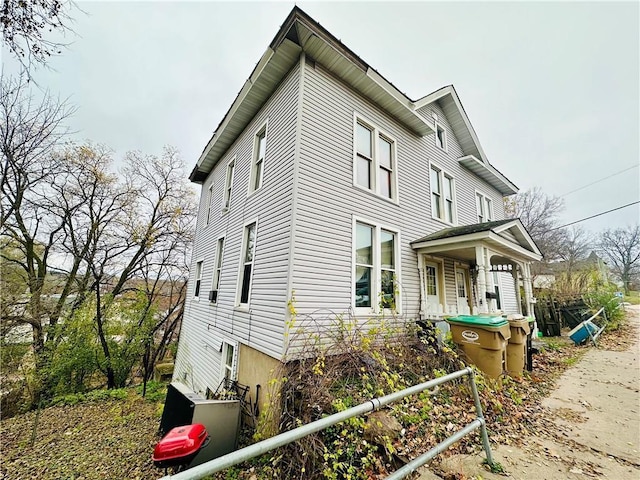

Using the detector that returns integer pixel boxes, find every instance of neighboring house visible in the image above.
[532,251,609,289]
[173,7,542,407]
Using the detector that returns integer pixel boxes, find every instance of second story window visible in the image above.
[223,158,235,211]
[194,261,203,298]
[430,164,456,225]
[476,191,494,223]
[354,117,397,201]
[250,125,267,194]
[210,237,224,304]
[205,184,214,226]
[237,222,257,306]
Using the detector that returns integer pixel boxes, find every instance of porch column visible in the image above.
[417,254,426,317]
[485,249,497,313]
[475,246,487,313]
[522,263,534,317]
[513,264,523,315]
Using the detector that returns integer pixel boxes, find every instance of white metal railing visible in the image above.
[158,367,494,480]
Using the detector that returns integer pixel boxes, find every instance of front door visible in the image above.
[424,262,440,314]
[456,268,470,314]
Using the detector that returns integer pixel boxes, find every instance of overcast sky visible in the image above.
[2,1,638,233]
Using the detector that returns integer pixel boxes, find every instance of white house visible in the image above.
[173,7,542,408]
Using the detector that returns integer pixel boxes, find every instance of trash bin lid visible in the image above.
[446,315,508,328]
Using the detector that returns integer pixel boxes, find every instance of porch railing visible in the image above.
[158,367,494,480]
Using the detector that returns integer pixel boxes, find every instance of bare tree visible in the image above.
[598,225,640,295]
[1,0,75,76]
[557,226,592,274]
[83,147,195,389]
[0,75,76,391]
[508,187,566,261]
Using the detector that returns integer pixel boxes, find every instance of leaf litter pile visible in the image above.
[1,318,634,480]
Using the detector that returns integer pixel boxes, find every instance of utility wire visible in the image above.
[560,164,639,197]
[550,200,640,230]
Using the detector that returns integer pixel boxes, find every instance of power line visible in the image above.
[550,200,640,230]
[560,164,639,197]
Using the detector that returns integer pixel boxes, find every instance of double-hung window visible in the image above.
[354,118,397,201]
[354,220,399,311]
[223,159,235,211]
[250,125,267,194]
[205,184,214,226]
[430,165,456,224]
[194,261,203,298]
[237,222,257,306]
[210,237,224,304]
[476,191,493,223]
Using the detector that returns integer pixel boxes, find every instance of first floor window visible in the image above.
[238,222,257,305]
[430,165,456,224]
[194,261,203,297]
[354,221,398,311]
[210,238,224,303]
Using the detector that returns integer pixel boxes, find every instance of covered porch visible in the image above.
[410,219,542,320]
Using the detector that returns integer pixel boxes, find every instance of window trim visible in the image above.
[222,157,236,213]
[434,121,448,152]
[352,215,402,314]
[429,162,457,226]
[248,121,268,196]
[352,114,399,203]
[209,236,225,304]
[194,259,204,299]
[475,190,494,223]
[220,340,238,382]
[236,219,258,308]
[205,184,214,226]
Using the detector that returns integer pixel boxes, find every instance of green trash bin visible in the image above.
[446,315,511,378]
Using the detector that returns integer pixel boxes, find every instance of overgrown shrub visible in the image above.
[583,283,625,330]
[255,304,465,479]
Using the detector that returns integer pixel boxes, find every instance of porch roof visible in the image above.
[410,219,542,262]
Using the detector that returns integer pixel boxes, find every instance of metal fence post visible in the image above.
[466,367,494,466]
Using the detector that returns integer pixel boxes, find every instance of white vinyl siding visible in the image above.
[175,63,299,389]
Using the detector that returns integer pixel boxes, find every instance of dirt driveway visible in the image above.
[421,305,640,480]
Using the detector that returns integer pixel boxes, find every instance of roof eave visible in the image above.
[459,155,518,195]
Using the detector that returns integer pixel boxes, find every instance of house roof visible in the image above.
[411,218,542,261]
[190,6,433,183]
[189,7,520,196]
[415,86,518,195]
[411,219,515,243]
